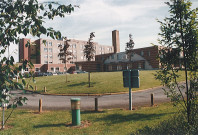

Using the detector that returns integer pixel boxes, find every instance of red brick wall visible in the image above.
[19,38,30,62]
[95,53,114,62]
[76,61,102,72]
[133,46,159,69]
[105,60,145,72]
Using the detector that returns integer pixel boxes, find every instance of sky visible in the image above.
[5,0,198,62]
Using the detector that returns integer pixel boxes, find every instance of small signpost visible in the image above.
[123,70,140,110]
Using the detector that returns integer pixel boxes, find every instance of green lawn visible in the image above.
[1,103,178,135]
[24,70,185,94]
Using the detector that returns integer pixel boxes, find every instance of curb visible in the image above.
[23,85,164,96]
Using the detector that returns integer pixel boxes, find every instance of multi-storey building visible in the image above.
[19,37,114,73]
[20,30,180,73]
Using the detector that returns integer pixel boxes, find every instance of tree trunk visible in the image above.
[65,63,67,83]
[88,72,90,87]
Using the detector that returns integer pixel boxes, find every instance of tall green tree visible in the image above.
[0,0,74,129]
[84,32,95,87]
[58,37,73,83]
[155,0,198,129]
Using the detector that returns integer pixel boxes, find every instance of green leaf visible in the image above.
[22,79,26,86]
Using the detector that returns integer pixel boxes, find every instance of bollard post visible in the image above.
[151,93,154,106]
[39,99,42,113]
[35,86,37,91]
[44,86,46,93]
[71,98,81,126]
[95,97,98,111]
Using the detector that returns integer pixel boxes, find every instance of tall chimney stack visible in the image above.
[112,30,120,53]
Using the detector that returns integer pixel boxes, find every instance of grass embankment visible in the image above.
[24,70,185,94]
[1,103,178,135]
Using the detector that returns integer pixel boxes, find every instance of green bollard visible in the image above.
[71,98,81,126]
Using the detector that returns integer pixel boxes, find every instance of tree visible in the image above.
[155,0,198,130]
[0,0,74,129]
[84,32,95,87]
[58,37,73,83]
[125,34,135,62]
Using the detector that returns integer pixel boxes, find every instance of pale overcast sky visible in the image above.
[6,0,198,62]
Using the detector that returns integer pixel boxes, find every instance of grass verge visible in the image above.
[1,103,178,135]
[24,70,185,94]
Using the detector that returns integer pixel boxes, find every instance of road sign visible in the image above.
[123,70,140,88]
[123,70,140,110]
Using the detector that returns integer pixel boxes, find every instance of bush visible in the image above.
[134,110,198,135]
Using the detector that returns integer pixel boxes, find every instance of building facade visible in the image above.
[19,37,114,73]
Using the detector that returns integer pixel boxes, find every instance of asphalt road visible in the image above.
[11,85,186,111]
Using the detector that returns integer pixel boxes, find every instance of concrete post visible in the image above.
[39,99,42,113]
[71,98,81,126]
[151,93,154,106]
[95,97,98,111]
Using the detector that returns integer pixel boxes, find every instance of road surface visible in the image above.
[11,85,185,110]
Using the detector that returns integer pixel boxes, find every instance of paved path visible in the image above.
[11,85,185,110]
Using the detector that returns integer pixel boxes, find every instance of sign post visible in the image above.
[123,70,140,110]
[128,71,132,110]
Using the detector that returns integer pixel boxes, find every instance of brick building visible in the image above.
[19,37,114,73]
[75,30,162,72]
[20,30,177,73]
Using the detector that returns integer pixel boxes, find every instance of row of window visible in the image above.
[108,63,142,71]
[51,67,60,72]
[44,61,53,64]
[44,55,53,58]
[44,41,52,46]
[44,48,53,52]
[140,50,150,57]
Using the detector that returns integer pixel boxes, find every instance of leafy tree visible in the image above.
[0,0,74,129]
[84,32,95,87]
[155,0,198,129]
[58,37,73,83]
[125,34,135,62]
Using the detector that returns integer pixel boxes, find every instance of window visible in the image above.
[111,55,114,59]
[81,45,84,49]
[55,67,59,71]
[117,65,122,70]
[108,65,112,71]
[117,54,121,60]
[35,68,40,72]
[148,51,150,56]
[44,48,48,52]
[49,41,52,46]
[49,48,52,52]
[44,61,48,64]
[138,63,141,69]
[70,61,73,64]
[81,56,84,60]
[49,61,53,63]
[73,44,76,48]
[141,51,144,56]
[127,64,132,69]
[51,67,54,72]
[49,55,53,58]
[44,55,48,58]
